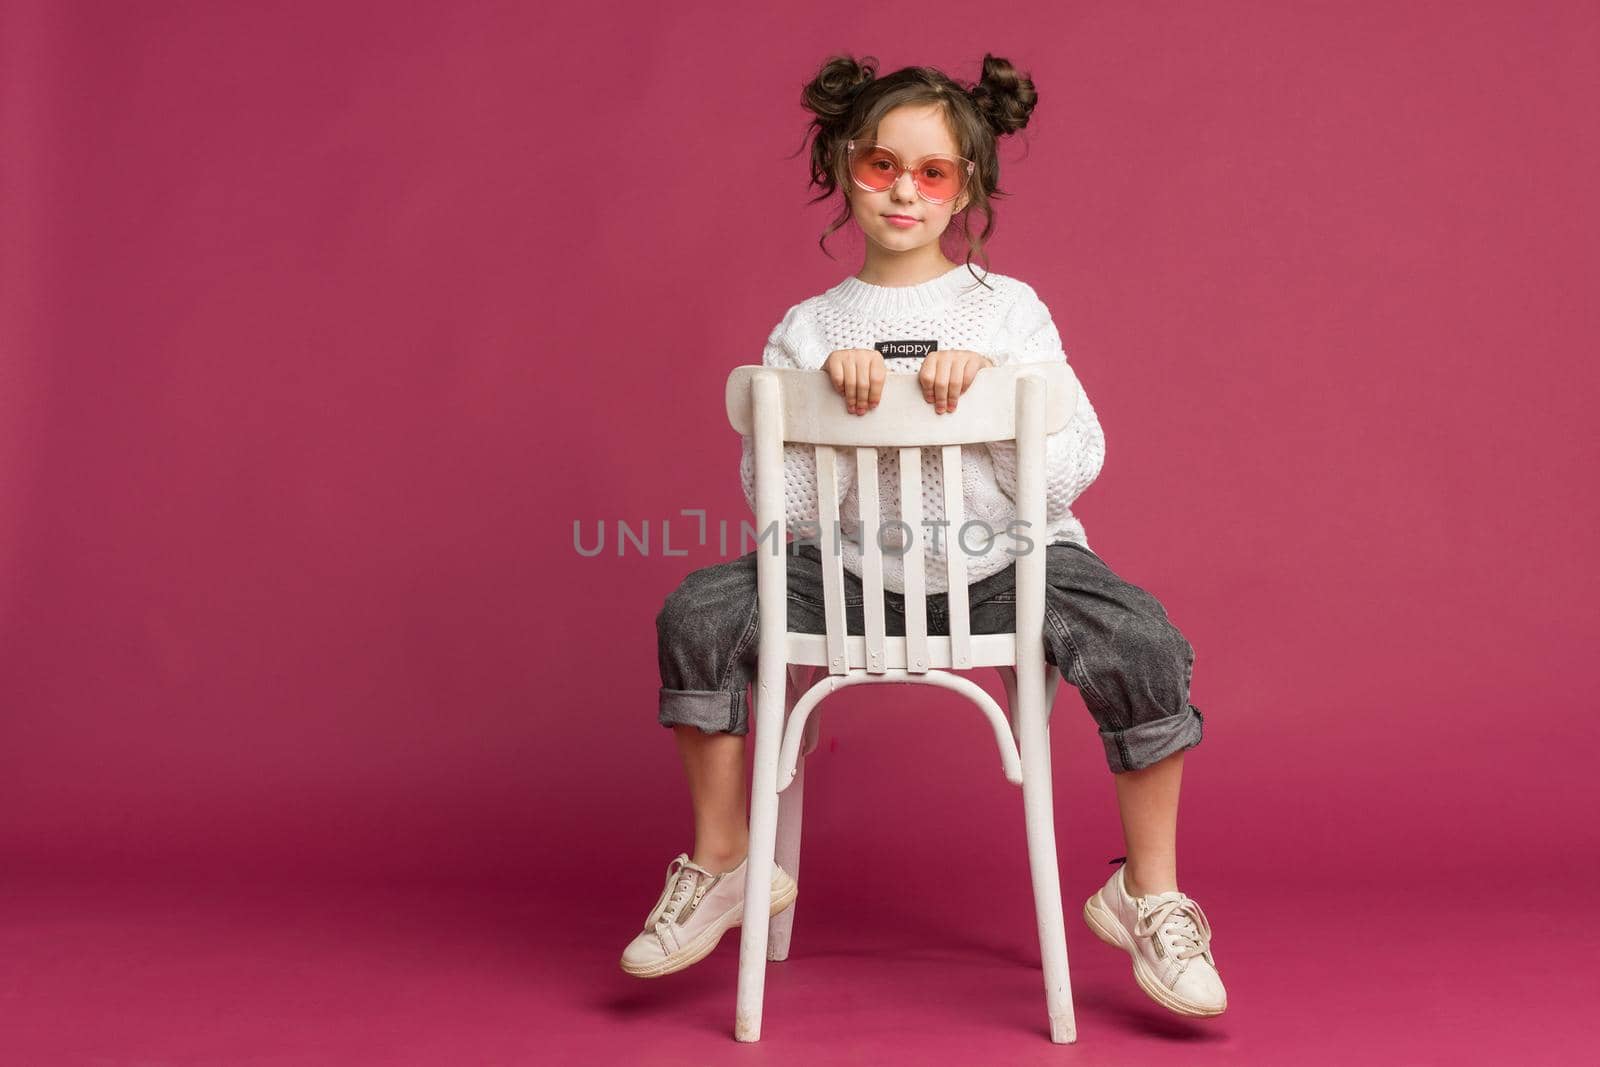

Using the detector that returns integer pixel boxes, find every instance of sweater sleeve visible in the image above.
[983,283,1106,526]
[738,305,856,535]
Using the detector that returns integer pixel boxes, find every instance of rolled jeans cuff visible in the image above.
[1100,703,1205,774]
[659,687,749,736]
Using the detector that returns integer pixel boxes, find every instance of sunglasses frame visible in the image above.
[844,140,976,206]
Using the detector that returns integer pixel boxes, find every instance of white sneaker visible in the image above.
[619,853,798,978]
[1082,862,1227,1017]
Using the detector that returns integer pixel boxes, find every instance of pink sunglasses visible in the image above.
[845,140,976,205]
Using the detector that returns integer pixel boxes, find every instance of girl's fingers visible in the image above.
[950,352,986,409]
[831,351,984,417]
[958,357,981,401]
[949,358,965,411]
[926,355,946,406]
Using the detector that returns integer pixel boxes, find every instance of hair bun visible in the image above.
[969,53,1037,135]
[801,54,878,128]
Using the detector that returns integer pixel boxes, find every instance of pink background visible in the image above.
[2,1,1596,1063]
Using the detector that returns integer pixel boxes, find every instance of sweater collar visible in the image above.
[825,263,987,318]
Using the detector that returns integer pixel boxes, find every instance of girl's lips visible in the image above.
[884,215,919,229]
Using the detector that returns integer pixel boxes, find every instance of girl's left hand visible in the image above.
[919,350,996,414]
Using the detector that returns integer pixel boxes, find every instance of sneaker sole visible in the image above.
[620,874,799,979]
[1082,890,1227,1018]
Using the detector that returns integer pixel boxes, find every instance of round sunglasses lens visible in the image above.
[850,146,901,191]
[916,159,962,201]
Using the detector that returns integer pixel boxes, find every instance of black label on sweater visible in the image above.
[875,339,938,361]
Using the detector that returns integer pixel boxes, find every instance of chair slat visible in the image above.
[941,444,972,669]
[898,447,928,673]
[857,447,887,674]
[814,445,849,676]
[784,633,1018,670]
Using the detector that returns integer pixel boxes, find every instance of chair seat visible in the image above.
[786,632,1019,672]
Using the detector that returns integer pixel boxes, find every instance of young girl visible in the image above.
[620,53,1226,1018]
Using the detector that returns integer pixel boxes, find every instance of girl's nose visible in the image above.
[891,170,919,201]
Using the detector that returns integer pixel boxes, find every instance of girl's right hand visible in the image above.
[823,349,887,416]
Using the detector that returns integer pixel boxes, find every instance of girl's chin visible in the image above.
[868,226,944,249]
[868,238,930,255]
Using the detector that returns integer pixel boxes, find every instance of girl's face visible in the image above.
[844,103,972,257]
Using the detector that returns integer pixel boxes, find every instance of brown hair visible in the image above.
[794,53,1038,287]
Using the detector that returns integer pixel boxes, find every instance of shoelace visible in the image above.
[642,855,717,930]
[1109,856,1213,964]
[1133,895,1214,962]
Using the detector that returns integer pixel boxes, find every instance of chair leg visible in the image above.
[735,669,786,1041]
[767,754,805,961]
[1016,687,1078,1043]
[768,667,812,962]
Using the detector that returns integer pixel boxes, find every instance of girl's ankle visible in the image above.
[691,845,748,874]
[1122,865,1178,900]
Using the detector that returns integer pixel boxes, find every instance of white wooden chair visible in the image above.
[723,361,1081,1043]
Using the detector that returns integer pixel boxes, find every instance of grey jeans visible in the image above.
[656,539,1205,774]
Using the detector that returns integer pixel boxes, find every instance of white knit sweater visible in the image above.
[738,264,1106,595]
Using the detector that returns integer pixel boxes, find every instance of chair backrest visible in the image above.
[726,363,1078,678]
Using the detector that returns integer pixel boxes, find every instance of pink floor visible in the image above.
[2,863,1588,1065]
